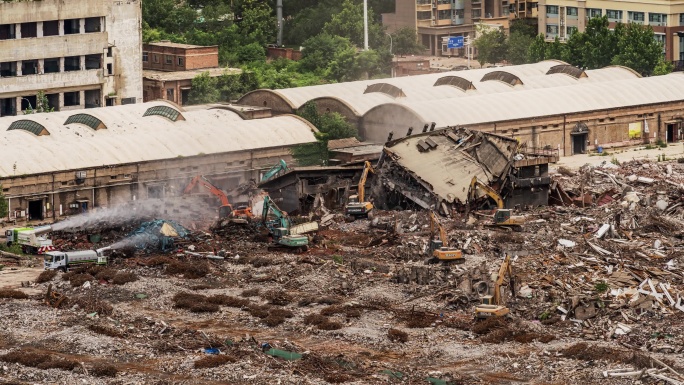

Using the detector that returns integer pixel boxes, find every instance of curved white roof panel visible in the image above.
[0,101,317,175]
[372,72,684,130]
[242,61,640,117]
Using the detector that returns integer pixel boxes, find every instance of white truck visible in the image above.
[5,225,53,254]
[44,247,111,271]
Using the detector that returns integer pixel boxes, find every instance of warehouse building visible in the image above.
[238,61,684,156]
[0,0,143,116]
[0,101,317,221]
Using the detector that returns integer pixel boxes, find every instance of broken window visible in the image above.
[20,22,37,38]
[0,61,17,77]
[166,88,175,101]
[21,60,38,75]
[142,52,149,62]
[85,54,101,70]
[106,63,113,76]
[64,56,80,71]
[84,89,100,108]
[21,96,37,111]
[177,57,184,66]
[84,17,101,33]
[46,93,59,111]
[0,24,16,40]
[121,97,136,105]
[43,20,59,36]
[63,91,80,107]
[43,58,60,74]
[63,19,80,35]
[165,55,173,65]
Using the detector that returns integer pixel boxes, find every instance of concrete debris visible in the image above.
[2,156,684,384]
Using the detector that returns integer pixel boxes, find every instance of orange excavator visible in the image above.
[183,175,253,220]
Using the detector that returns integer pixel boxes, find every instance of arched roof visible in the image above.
[238,61,642,119]
[0,101,317,176]
[361,72,684,142]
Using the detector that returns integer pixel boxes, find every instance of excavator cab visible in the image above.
[219,205,233,219]
[494,209,511,224]
[425,211,464,264]
[345,161,375,220]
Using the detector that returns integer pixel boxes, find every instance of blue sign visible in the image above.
[447,36,464,49]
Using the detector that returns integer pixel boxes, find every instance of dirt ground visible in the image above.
[0,157,683,384]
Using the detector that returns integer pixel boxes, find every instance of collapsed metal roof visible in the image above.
[379,127,518,209]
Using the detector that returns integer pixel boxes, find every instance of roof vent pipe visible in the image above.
[406,127,413,136]
[387,132,394,142]
[430,122,436,131]
[422,124,429,133]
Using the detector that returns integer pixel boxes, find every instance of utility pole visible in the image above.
[277,0,283,47]
[363,0,369,50]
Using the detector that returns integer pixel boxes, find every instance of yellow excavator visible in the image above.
[466,176,525,231]
[425,211,464,264]
[345,161,375,220]
[475,254,514,319]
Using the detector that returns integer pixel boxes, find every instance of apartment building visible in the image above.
[0,0,143,117]
[383,0,538,56]
[538,0,684,61]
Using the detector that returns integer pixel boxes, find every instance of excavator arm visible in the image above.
[357,161,375,203]
[429,211,449,248]
[262,196,290,229]
[184,175,231,208]
[260,159,289,183]
[467,176,504,209]
[493,254,513,305]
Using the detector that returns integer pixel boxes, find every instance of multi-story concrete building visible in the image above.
[538,0,684,62]
[0,0,143,117]
[382,0,538,56]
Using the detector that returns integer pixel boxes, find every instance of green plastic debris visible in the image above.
[381,370,403,379]
[427,378,449,385]
[86,312,98,318]
[135,293,147,299]
[265,348,302,361]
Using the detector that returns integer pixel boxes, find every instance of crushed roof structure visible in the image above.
[0,101,318,176]
[379,127,519,210]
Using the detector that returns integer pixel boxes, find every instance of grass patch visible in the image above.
[88,324,123,338]
[1,348,78,371]
[91,362,118,377]
[69,273,94,288]
[264,290,293,306]
[240,288,260,297]
[166,260,209,279]
[207,294,249,308]
[111,272,138,285]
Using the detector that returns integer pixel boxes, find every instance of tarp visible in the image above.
[127,220,189,252]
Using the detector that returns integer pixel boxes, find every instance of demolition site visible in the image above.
[0,120,683,385]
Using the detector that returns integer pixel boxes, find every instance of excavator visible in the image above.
[345,161,375,220]
[260,159,289,184]
[466,176,525,231]
[475,254,514,319]
[425,211,464,264]
[261,196,309,253]
[183,175,253,221]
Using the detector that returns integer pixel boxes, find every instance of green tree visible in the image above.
[322,0,385,48]
[612,22,663,76]
[188,72,220,104]
[583,16,618,69]
[507,31,533,65]
[510,19,537,37]
[528,34,547,62]
[237,42,266,63]
[326,45,359,81]
[653,59,674,75]
[23,91,54,114]
[0,185,7,219]
[561,29,587,67]
[238,0,276,46]
[546,36,564,60]
[299,34,354,73]
[391,27,425,56]
[293,102,357,165]
[473,27,507,67]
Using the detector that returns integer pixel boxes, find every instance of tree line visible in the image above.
[475,17,671,76]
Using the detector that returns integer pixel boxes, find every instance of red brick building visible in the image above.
[142,42,237,105]
[143,42,219,71]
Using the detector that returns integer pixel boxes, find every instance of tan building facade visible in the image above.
[383,0,537,56]
[538,0,684,61]
[0,0,143,116]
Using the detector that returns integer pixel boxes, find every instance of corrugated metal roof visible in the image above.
[240,61,640,117]
[398,72,684,127]
[0,101,317,176]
